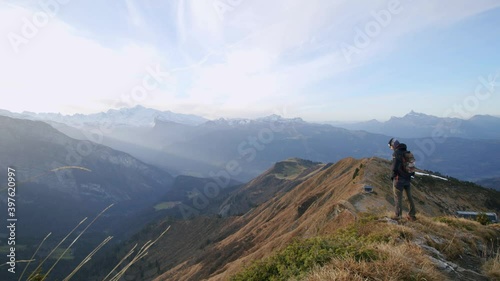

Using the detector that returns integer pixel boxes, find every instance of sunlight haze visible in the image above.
[1,0,499,122]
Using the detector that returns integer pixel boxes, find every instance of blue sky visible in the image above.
[0,0,499,122]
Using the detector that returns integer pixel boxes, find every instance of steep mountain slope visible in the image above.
[92,157,500,281]
[0,116,175,279]
[153,174,242,218]
[0,115,174,195]
[218,158,324,217]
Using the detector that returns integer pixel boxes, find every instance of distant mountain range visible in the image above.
[0,105,208,127]
[333,110,500,139]
[3,108,499,140]
[1,107,499,184]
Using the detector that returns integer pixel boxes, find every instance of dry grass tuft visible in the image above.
[483,250,500,280]
[103,225,171,281]
[233,212,500,281]
[301,243,445,281]
[300,261,372,281]
[18,204,171,281]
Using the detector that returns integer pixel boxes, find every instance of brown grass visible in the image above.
[291,214,500,281]
[297,213,447,281]
[483,250,500,280]
[408,215,500,260]
[142,157,500,281]
[301,243,445,281]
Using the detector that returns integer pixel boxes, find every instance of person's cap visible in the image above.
[388,138,399,148]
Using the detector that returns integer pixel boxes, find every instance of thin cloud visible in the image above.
[125,0,145,28]
[0,4,162,114]
[1,0,499,121]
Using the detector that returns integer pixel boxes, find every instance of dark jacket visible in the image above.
[391,143,412,185]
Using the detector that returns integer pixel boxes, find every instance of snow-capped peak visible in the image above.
[257,114,305,123]
[8,106,208,128]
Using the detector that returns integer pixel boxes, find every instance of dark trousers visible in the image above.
[393,181,416,218]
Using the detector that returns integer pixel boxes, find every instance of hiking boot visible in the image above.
[390,216,402,221]
[406,215,417,221]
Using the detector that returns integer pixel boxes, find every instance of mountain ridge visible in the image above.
[83,156,500,281]
[335,111,500,139]
[3,107,499,139]
[3,108,500,184]
[0,105,209,127]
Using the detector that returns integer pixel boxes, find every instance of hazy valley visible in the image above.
[1,108,499,280]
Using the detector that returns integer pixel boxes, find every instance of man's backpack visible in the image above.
[402,151,416,174]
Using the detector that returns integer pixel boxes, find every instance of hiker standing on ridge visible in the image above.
[389,138,417,221]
